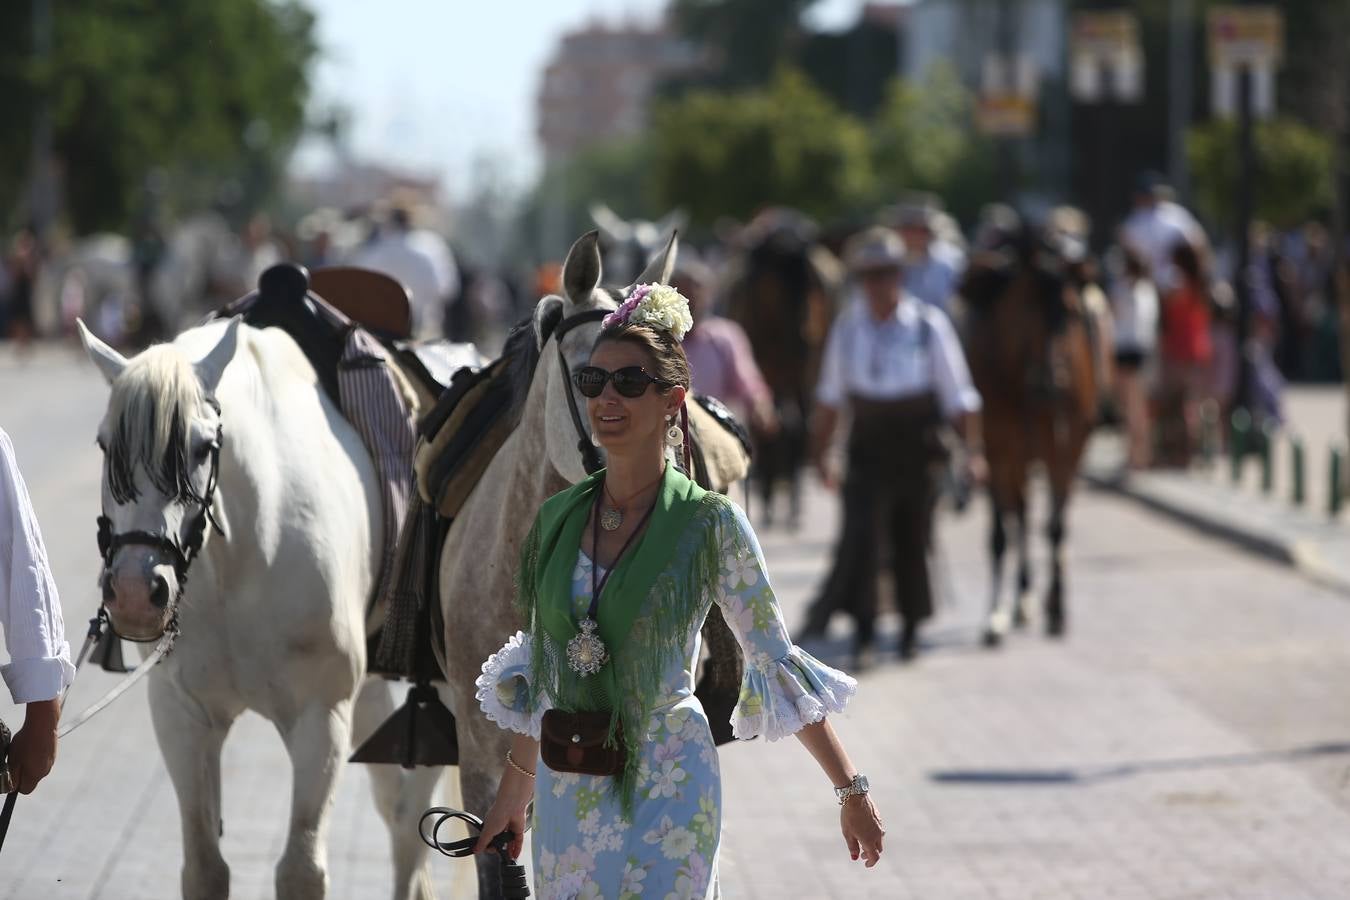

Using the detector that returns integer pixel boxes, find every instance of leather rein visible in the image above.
[551,309,609,477]
[95,396,226,637]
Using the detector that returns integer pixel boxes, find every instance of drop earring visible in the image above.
[665,415,683,448]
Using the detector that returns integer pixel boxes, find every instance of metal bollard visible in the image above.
[1331,447,1345,517]
[1261,436,1274,495]
[1230,409,1251,484]
[1291,436,1306,507]
[1199,400,1219,465]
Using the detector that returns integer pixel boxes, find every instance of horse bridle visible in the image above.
[551,308,610,476]
[95,397,226,639]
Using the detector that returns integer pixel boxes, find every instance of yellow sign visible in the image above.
[1071,11,1139,57]
[1208,6,1284,66]
[976,95,1037,137]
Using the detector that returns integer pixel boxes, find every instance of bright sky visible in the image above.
[293,0,885,200]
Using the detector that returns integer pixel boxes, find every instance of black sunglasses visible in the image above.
[572,365,674,399]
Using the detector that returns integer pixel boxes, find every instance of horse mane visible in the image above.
[502,315,546,424]
[104,346,206,504]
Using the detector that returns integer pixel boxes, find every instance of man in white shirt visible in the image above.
[350,205,459,340]
[1,428,74,794]
[1120,172,1206,293]
[801,227,984,667]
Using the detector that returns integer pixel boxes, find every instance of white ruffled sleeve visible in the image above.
[475,630,547,738]
[713,503,857,742]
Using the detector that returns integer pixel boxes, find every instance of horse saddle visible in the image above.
[414,356,516,521]
[222,263,479,407]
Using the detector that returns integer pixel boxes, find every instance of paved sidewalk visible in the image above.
[8,348,1350,898]
[1083,385,1350,595]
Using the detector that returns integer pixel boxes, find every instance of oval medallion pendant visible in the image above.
[599,506,623,532]
[566,618,608,676]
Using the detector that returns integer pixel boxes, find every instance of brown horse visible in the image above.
[958,225,1100,644]
[723,208,840,528]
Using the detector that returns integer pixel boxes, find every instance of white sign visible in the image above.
[1070,11,1143,102]
[1207,6,1283,119]
[1208,6,1284,67]
[1211,63,1277,119]
[981,53,1039,100]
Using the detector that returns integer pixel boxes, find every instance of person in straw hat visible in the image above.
[799,226,984,668]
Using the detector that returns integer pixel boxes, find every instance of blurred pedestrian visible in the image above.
[1,428,75,795]
[1120,172,1206,293]
[1107,244,1159,469]
[799,227,984,668]
[350,202,458,340]
[1158,239,1213,466]
[3,227,40,346]
[238,214,284,294]
[670,257,777,436]
[894,204,962,317]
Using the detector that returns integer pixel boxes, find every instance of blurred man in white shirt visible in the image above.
[1120,171,1206,293]
[1,428,74,794]
[351,204,459,339]
[801,228,984,667]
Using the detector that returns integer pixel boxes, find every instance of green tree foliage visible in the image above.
[648,69,873,227]
[1187,117,1335,229]
[870,62,997,218]
[0,0,316,232]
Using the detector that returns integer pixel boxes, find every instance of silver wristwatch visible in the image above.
[834,773,869,805]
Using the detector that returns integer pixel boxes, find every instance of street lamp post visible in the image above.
[1069,10,1144,250]
[1206,5,1283,417]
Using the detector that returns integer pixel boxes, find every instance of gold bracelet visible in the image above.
[505,749,536,779]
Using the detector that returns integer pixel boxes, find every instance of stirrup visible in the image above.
[349,681,458,767]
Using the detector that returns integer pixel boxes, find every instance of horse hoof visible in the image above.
[982,629,1002,648]
[1045,617,1066,638]
[1012,608,1029,629]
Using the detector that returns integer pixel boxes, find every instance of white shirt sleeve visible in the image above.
[0,429,75,704]
[813,309,851,410]
[926,309,982,419]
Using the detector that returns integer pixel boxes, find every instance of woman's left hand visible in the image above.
[840,795,886,867]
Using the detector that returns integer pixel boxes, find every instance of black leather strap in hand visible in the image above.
[419,807,530,898]
[0,719,14,856]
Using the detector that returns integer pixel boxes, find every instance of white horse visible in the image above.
[437,231,749,897]
[589,203,686,284]
[78,317,442,899]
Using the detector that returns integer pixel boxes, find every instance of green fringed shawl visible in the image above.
[516,464,730,818]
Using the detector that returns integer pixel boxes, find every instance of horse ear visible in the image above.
[655,208,687,238]
[532,295,565,351]
[631,231,679,287]
[195,317,241,395]
[77,319,128,385]
[589,204,631,243]
[561,231,603,306]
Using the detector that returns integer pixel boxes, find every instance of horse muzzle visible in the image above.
[101,552,179,642]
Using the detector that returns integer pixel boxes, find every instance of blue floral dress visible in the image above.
[476,502,856,900]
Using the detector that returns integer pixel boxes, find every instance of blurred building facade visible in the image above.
[536,20,705,165]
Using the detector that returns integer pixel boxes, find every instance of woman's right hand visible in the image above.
[472,769,534,859]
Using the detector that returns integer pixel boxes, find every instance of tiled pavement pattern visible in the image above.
[4,345,1350,899]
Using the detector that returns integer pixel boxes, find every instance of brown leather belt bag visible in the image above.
[540,709,626,777]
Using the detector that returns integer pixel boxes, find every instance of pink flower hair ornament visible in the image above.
[601,283,694,341]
